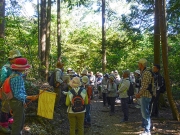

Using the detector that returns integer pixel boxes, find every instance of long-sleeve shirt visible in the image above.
[107,82,117,97]
[0,63,12,85]
[66,87,88,113]
[101,78,108,93]
[139,69,155,98]
[118,78,130,98]
[89,75,95,85]
[55,68,63,84]
[10,71,27,103]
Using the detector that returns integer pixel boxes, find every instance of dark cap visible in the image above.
[154,64,160,70]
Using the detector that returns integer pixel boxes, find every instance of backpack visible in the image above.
[0,76,14,100]
[70,88,85,112]
[145,70,155,96]
[48,70,58,87]
[127,81,134,96]
[159,76,166,93]
[87,85,93,98]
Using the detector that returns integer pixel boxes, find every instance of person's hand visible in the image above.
[62,91,68,95]
[56,82,60,87]
[135,93,141,98]
[27,95,38,101]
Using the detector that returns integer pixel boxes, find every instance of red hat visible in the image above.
[11,58,31,70]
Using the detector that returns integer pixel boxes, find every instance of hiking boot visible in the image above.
[136,126,144,131]
[120,119,128,123]
[139,131,151,135]
[135,105,141,108]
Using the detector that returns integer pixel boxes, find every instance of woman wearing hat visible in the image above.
[65,77,88,135]
[134,70,141,108]
[0,49,22,133]
[107,74,117,116]
[9,58,38,135]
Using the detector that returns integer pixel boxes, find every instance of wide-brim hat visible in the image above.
[109,74,115,81]
[134,70,140,75]
[8,49,22,60]
[11,58,31,70]
[81,69,88,75]
[82,76,89,84]
[123,70,130,76]
[69,77,81,88]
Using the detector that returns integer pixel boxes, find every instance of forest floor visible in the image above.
[1,84,180,135]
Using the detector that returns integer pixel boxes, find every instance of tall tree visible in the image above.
[45,0,52,80]
[57,0,61,59]
[159,0,180,121]
[40,0,47,78]
[102,0,106,72]
[0,0,5,38]
[154,0,160,64]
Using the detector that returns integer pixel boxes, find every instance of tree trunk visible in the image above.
[159,0,180,121]
[154,0,160,64]
[40,0,47,79]
[154,0,167,108]
[45,0,51,81]
[0,0,5,38]
[57,0,61,59]
[37,0,40,58]
[102,0,106,72]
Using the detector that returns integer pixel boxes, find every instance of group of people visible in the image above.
[0,50,166,135]
[0,49,38,135]
[53,58,165,135]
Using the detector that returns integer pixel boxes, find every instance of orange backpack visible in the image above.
[87,85,93,98]
[0,77,14,100]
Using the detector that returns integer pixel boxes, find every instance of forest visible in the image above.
[0,0,180,134]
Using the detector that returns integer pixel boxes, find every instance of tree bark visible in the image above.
[57,0,61,59]
[45,0,51,81]
[102,0,106,72]
[40,0,47,79]
[0,0,5,38]
[154,0,160,64]
[159,0,180,121]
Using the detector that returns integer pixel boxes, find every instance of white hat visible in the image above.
[69,77,81,88]
[134,70,140,75]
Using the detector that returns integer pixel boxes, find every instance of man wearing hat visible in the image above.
[9,57,38,135]
[0,49,22,133]
[135,58,156,135]
[149,64,165,118]
[54,61,64,108]
[117,70,130,122]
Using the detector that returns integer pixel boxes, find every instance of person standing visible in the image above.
[135,58,156,135]
[107,74,117,116]
[81,76,91,127]
[101,74,109,107]
[134,70,141,108]
[149,64,165,118]
[66,77,88,135]
[9,58,38,135]
[117,70,130,122]
[0,49,22,133]
[54,61,64,108]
